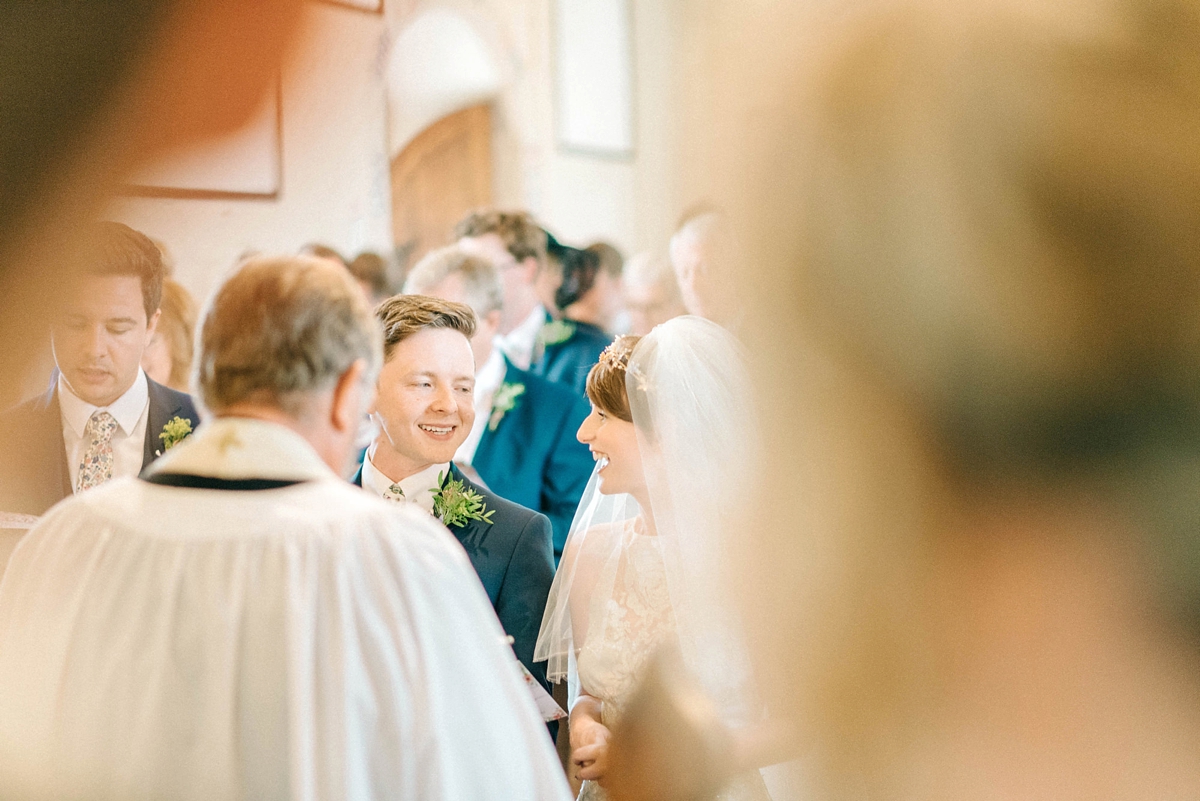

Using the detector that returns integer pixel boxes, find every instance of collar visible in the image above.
[58,368,149,437]
[143,417,338,483]
[475,347,508,399]
[500,305,548,361]
[361,449,447,515]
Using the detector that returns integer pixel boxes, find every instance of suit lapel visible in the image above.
[143,379,184,470]
[472,358,517,476]
[41,386,72,499]
[445,463,489,557]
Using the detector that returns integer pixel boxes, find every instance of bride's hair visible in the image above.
[585,335,640,422]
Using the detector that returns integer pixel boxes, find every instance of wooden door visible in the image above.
[390,104,493,271]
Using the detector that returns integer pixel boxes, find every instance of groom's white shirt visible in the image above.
[0,417,569,801]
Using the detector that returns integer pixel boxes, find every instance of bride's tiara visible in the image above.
[599,342,631,371]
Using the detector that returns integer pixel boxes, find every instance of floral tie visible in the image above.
[77,410,118,492]
[384,484,406,503]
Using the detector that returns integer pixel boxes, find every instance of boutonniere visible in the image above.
[155,415,193,456]
[488,382,526,431]
[432,472,495,527]
[539,319,576,347]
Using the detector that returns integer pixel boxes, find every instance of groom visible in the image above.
[352,294,556,695]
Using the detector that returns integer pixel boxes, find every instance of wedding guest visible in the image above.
[347,250,398,305]
[572,242,627,334]
[404,246,594,557]
[534,239,613,397]
[669,207,741,328]
[455,210,551,370]
[0,256,569,800]
[622,252,686,336]
[352,293,558,695]
[140,277,197,393]
[0,222,199,516]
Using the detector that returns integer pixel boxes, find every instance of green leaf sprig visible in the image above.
[158,416,193,452]
[488,382,526,431]
[431,472,496,528]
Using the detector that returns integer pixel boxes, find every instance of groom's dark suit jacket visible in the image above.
[351,462,556,695]
[0,377,200,516]
[472,359,593,559]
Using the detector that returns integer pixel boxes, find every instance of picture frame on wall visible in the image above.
[553,0,635,159]
[122,78,283,201]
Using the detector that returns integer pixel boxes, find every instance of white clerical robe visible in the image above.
[0,417,570,801]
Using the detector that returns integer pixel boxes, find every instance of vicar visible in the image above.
[404,247,593,557]
[0,221,199,516]
[0,255,567,800]
[353,294,558,691]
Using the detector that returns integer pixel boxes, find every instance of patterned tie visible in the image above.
[77,410,118,491]
[384,484,406,503]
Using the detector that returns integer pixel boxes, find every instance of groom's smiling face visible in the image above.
[370,327,476,478]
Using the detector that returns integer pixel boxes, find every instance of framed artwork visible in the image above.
[553,0,635,159]
[122,78,283,200]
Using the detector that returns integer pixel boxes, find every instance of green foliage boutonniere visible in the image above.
[432,472,495,527]
[539,319,576,347]
[156,416,193,455]
[488,382,526,431]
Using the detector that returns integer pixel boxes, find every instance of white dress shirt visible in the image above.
[59,369,150,492]
[361,449,448,517]
[0,417,570,800]
[497,305,546,370]
[456,348,507,466]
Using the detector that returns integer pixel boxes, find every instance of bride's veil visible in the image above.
[535,315,761,724]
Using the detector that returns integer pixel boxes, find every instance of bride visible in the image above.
[535,316,770,801]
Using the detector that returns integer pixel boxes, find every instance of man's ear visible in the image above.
[331,358,368,433]
[145,308,162,342]
[520,256,540,284]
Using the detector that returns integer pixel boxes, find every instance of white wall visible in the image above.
[107,0,686,306]
[107,3,393,304]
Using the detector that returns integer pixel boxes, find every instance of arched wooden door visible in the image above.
[390,104,493,271]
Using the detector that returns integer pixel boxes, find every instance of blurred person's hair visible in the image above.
[550,238,601,311]
[157,278,198,390]
[347,251,393,299]
[375,294,477,361]
[453,210,548,267]
[735,0,1200,789]
[403,246,503,316]
[298,243,347,266]
[76,221,165,320]
[196,255,380,416]
[586,242,625,278]
[624,252,682,297]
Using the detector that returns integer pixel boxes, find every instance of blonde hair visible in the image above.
[196,256,381,415]
[374,294,476,361]
[157,278,197,391]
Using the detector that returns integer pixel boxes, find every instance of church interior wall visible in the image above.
[106,0,686,306]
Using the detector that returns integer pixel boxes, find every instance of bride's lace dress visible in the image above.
[574,526,770,801]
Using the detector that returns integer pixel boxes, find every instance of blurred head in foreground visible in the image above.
[0,0,305,408]
[728,0,1200,796]
[196,255,380,472]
